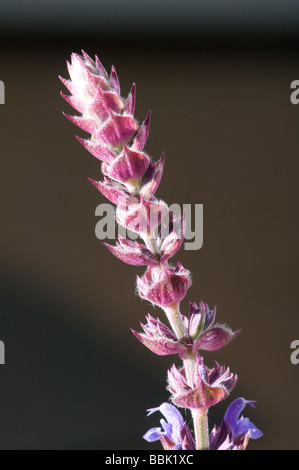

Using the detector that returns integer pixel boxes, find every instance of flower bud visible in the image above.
[104,237,158,267]
[116,196,168,236]
[168,358,238,410]
[131,314,187,356]
[137,262,191,308]
[60,51,138,150]
[102,145,150,187]
[188,301,240,352]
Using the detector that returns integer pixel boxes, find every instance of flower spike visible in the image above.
[60,51,262,451]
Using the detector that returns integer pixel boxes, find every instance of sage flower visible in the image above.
[143,402,195,450]
[60,51,263,451]
[210,398,263,450]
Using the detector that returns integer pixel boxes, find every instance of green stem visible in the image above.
[163,306,210,449]
[163,303,186,340]
[191,408,209,450]
[183,351,209,450]
[145,233,160,258]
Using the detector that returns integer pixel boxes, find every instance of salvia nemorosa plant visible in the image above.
[60,51,262,450]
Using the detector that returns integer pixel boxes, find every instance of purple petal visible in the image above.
[202,303,216,330]
[147,403,184,443]
[160,419,173,439]
[224,398,263,440]
[143,427,161,442]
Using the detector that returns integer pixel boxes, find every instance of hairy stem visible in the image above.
[192,408,209,450]
[163,303,186,340]
[142,229,160,258]
[184,351,209,450]
[163,305,210,449]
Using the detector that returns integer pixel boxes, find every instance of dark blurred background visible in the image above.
[0,0,298,450]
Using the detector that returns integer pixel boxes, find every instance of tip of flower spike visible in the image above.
[131,112,151,152]
[124,83,136,115]
[59,76,76,95]
[69,54,80,65]
[94,55,109,78]
[66,59,75,76]
[81,50,93,64]
[110,65,120,95]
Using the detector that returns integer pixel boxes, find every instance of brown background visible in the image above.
[0,10,298,450]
